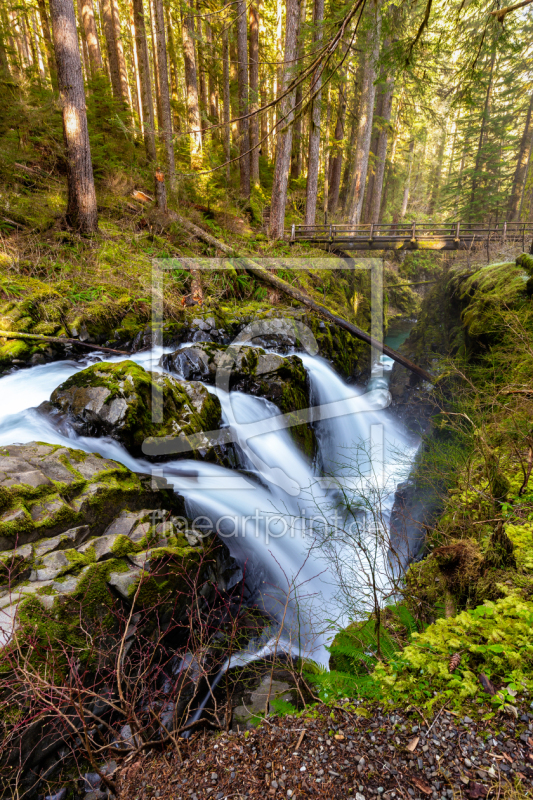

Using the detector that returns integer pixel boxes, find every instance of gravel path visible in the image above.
[116,703,533,800]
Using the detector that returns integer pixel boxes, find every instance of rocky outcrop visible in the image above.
[42,360,223,461]
[162,343,316,457]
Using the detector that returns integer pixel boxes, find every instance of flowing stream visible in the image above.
[0,340,417,666]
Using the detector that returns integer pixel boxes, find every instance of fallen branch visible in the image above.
[158,212,432,382]
[0,330,128,356]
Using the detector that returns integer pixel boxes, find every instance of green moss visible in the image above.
[109,533,137,558]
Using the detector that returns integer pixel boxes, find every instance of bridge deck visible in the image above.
[288,222,533,251]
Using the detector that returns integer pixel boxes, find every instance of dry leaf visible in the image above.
[467,782,488,799]
[406,736,419,752]
[334,734,345,741]
[411,776,432,795]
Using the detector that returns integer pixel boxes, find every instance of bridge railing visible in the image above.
[288,221,533,242]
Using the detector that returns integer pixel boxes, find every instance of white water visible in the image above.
[0,345,417,665]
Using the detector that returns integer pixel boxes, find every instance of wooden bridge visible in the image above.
[288,221,533,252]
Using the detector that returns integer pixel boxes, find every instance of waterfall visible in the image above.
[0,343,417,666]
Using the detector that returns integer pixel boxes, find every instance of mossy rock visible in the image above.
[162,343,316,458]
[47,360,222,460]
[0,441,182,549]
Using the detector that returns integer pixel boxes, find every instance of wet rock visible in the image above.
[162,343,315,457]
[0,442,182,549]
[45,360,222,460]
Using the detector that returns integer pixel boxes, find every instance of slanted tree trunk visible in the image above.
[368,71,393,224]
[270,0,301,238]
[101,0,123,100]
[508,90,533,221]
[222,26,231,182]
[48,0,98,232]
[132,0,156,161]
[303,0,323,226]
[37,0,57,85]
[249,2,260,186]
[236,0,250,199]
[79,0,103,74]
[328,79,348,214]
[152,0,175,184]
[0,23,12,80]
[347,6,381,225]
[181,4,202,168]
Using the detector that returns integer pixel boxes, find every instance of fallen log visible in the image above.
[157,212,433,382]
[0,330,128,356]
[239,259,433,383]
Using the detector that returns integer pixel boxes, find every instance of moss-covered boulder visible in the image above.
[162,343,316,457]
[45,360,222,460]
[0,441,182,550]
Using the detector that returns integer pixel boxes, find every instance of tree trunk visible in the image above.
[328,80,348,214]
[400,137,414,218]
[80,0,103,75]
[181,5,202,168]
[222,26,231,182]
[290,0,307,180]
[508,90,533,221]
[111,0,131,107]
[152,0,174,183]
[236,0,250,199]
[303,0,323,226]
[249,2,260,186]
[196,0,208,126]
[340,85,360,211]
[37,0,57,85]
[101,0,123,101]
[132,0,156,161]
[130,0,143,124]
[469,44,496,220]
[428,127,446,215]
[165,5,180,127]
[154,168,167,211]
[48,0,98,232]
[368,72,393,224]
[205,20,217,121]
[347,6,381,225]
[269,0,301,238]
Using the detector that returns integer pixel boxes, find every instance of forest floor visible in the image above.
[116,701,533,800]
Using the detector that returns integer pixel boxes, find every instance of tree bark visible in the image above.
[0,23,11,79]
[236,0,251,198]
[222,26,231,182]
[303,0,323,226]
[181,4,202,168]
[79,0,103,75]
[347,6,381,225]
[269,0,301,237]
[340,83,360,212]
[368,72,393,223]
[132,0,156,161]
[205,19,217,121]
[48,0,98,232]
[37,0,57,85]
[328,80,348,214]
[249,2,260,186]
[508,89,533,221]
[152,0,175,184]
